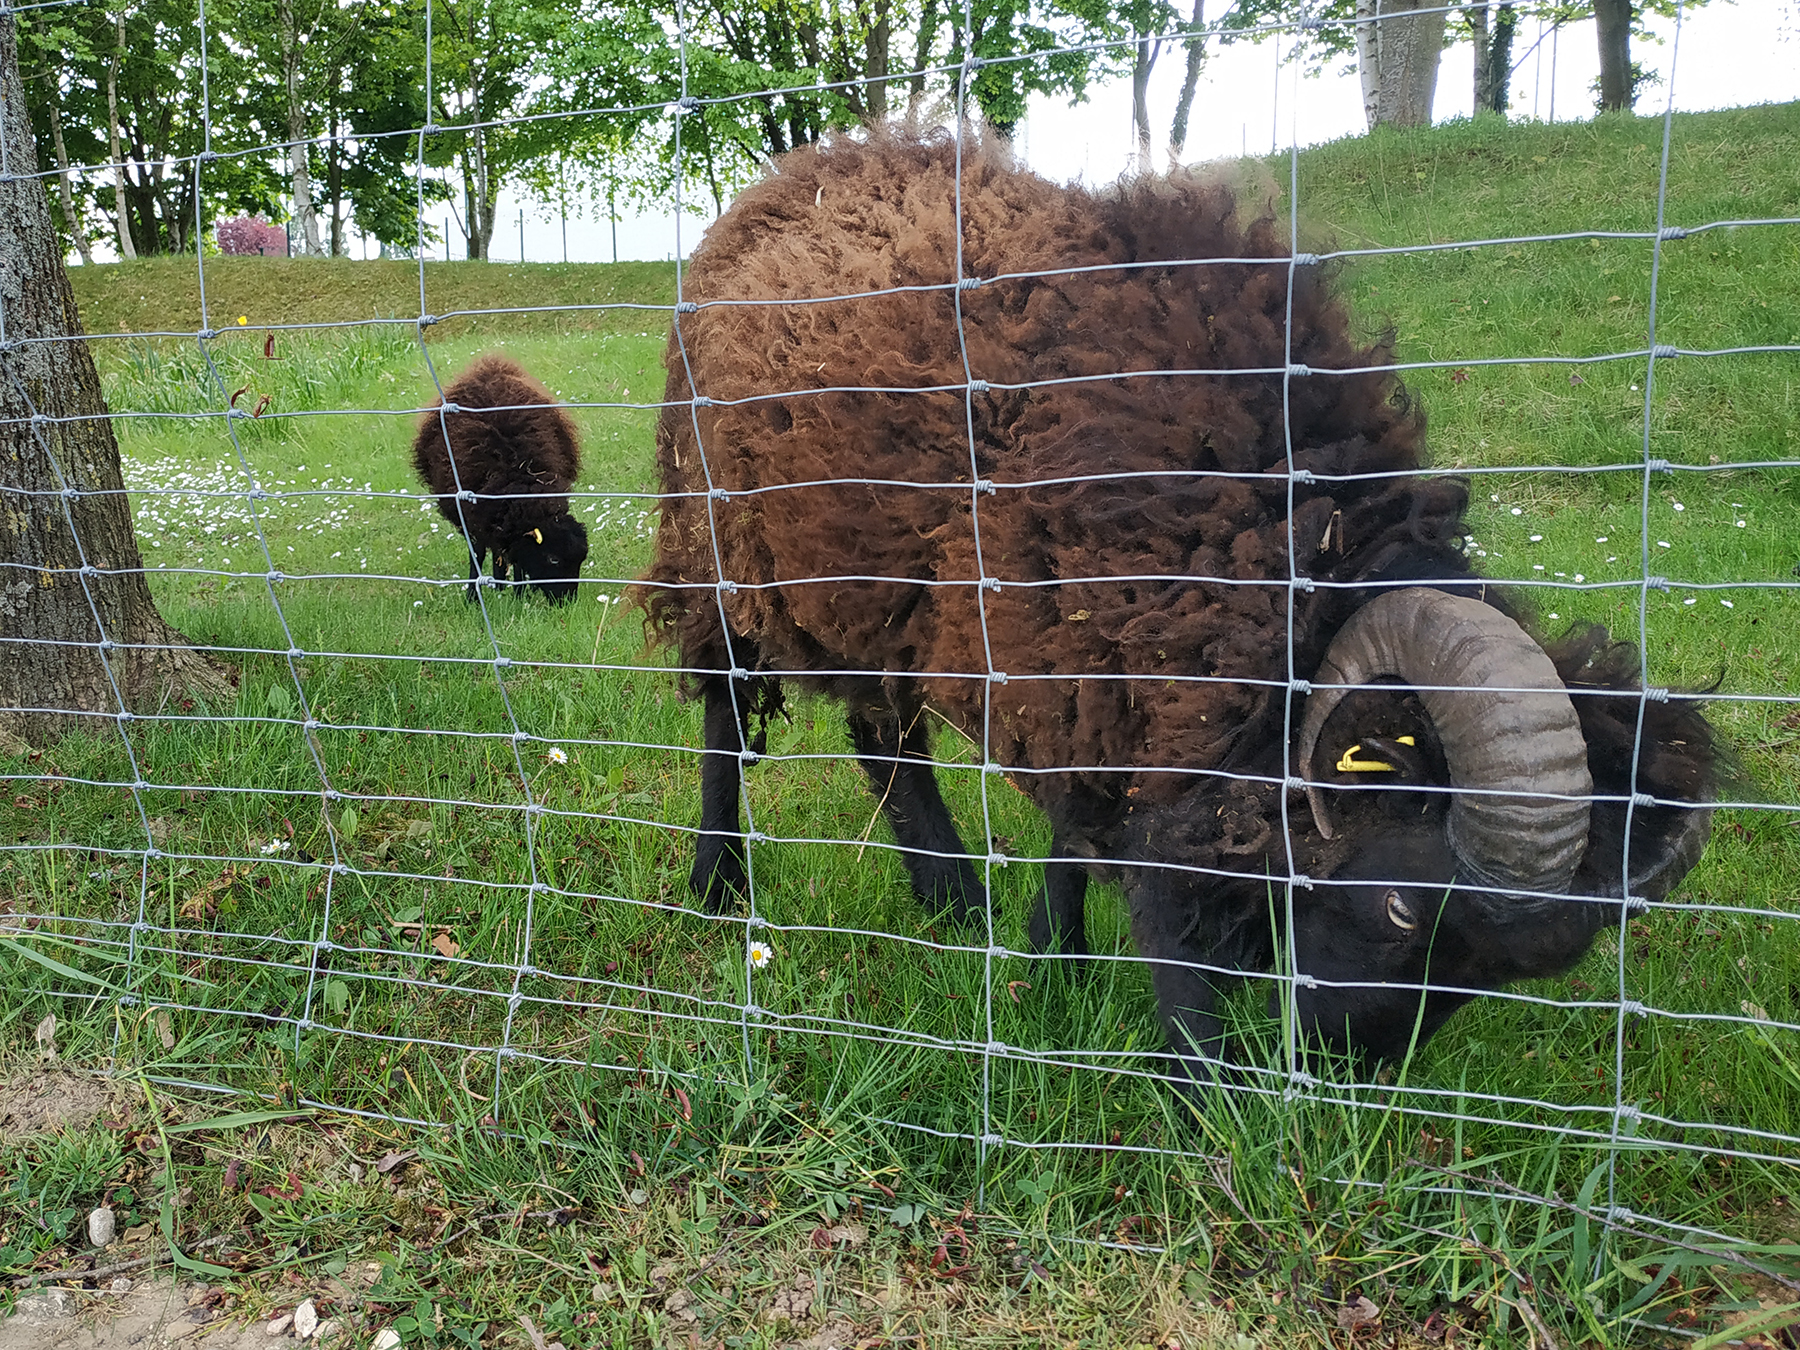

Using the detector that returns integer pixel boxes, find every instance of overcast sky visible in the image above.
[485,0,1797,266]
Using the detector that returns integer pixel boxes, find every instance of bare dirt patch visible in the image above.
[0,1071,126,1136]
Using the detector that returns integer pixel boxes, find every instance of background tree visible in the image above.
[19,0,281,258]
[1465,0,1518,114]
[0,12,229,751]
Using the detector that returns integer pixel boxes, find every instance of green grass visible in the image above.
[5,103,1800,1347]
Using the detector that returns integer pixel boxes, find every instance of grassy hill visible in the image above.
[69,256,678,340]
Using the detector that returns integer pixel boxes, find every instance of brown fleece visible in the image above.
[642,128,1459,848]
[412,354,583,547]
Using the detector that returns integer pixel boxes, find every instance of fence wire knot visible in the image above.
[963,56,987,72]
[1645,576,1669,592]
[986,1040,1007,1054]
[976,478,996,495]
[1658,226,1688,241]
[980,576,1001,591]
[1287,364,1311,378]
[1288,678,1312,695]
[495,656,513,669]
[1625,893,1651,914]
[1284,774,1307,792]
[676,95,701,112]
[1646,457,1672,473]
[1630,791,1657,808]
[719,578,738,594]
[1290,874,1314,892]
[674,301,699,314]
[710,487,730,502]
[1291,251,1321,264]
[958,276,983,291]
[1644,686,1671,703]
[981,1133,1004,1148]
[692,395,715,407]
[1651,344,1679,360]
[1621,1000,1648,1018]
[738,748,759,766]
[1290,468,1316,485]
[967,378,990,393]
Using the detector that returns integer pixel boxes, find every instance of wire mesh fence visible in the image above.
[2,0,1799,1328]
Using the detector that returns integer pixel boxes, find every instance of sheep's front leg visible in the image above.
[1129,891,1229,1099]
[464,544,486,604]
[691,673,753,913]
[1027,837,1090,964]
[846,697,988,925]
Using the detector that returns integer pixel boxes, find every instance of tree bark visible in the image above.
[906,0,938,119]
[863,0,890,123]
[0,14,231,754]
[1168,0,1206,165]
[1130,34,1158,174]
[1469,3,1491,111]
[105,18,137,261]
[281,0,322,256]
[1356,0,1445,129]
[1484,3,1516,114]
[45,93,95,266]
[1594,0,1633,111]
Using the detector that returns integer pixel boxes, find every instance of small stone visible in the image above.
[186,1285,210,1307]
[88,1206,117,1247]
[267,1314,294,1336]
[110,1276,134,1294]
[292,1299,319,1340]
[371,1331,402,1350]
[315,1318,346,1345]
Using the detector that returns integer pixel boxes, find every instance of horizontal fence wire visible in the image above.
[2,0,1799,1326]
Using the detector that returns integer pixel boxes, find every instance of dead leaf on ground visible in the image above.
[430,931,459,959]
[1337,1295,1381,1332]
[373,1149,416,1174]
[155,1009,175,1049]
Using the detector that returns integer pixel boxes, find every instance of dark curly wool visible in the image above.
[412,355,588,602]
[646,132,1451,865]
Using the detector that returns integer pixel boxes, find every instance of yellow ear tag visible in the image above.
[530,528,543,544]
[1335,736,1415,774]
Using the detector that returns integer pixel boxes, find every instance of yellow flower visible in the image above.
[237,315,248,325]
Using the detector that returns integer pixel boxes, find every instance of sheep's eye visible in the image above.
[1384,890,1418,932]
[546,555,561,564]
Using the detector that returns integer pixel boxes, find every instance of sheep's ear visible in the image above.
[529,528,543,544]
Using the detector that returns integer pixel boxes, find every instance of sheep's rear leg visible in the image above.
[691,673,753,913]
[847,702,988,926]
[1129,890,1231,1103]
[1027,838,1091,967]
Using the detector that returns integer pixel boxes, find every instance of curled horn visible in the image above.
[529,528,543,544]
[1296,588,1592,896]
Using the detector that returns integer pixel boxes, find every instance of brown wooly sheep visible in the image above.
[638,129,1717,1090]
[412,354,589,603]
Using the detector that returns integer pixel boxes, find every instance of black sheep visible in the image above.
[411,354,588,603]
[638,130,1719,1089]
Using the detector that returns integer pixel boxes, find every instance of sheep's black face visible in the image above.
[1287,827,1472,1063]
[1288,827,1612,1065]
[511,516,589,603]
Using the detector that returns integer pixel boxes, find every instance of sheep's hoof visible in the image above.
[920,867,989,929]
[691,841,749,914]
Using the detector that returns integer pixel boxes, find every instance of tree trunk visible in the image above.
[327,112,343,257]
[1469,3,1491,112]
[0,14,231,754]
[1594,0,1633,111]
[1356,0,1445,129]
[1484,3,1516,114]
[1168,0,1206,165]
[281,0,322,255]
[1130,35,1157,174]
[907,0,938,119]
[45,94,95,266]
[105,19,137,262]
[863,0,890,123]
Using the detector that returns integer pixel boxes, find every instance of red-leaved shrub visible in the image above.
[215,216,288,257]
